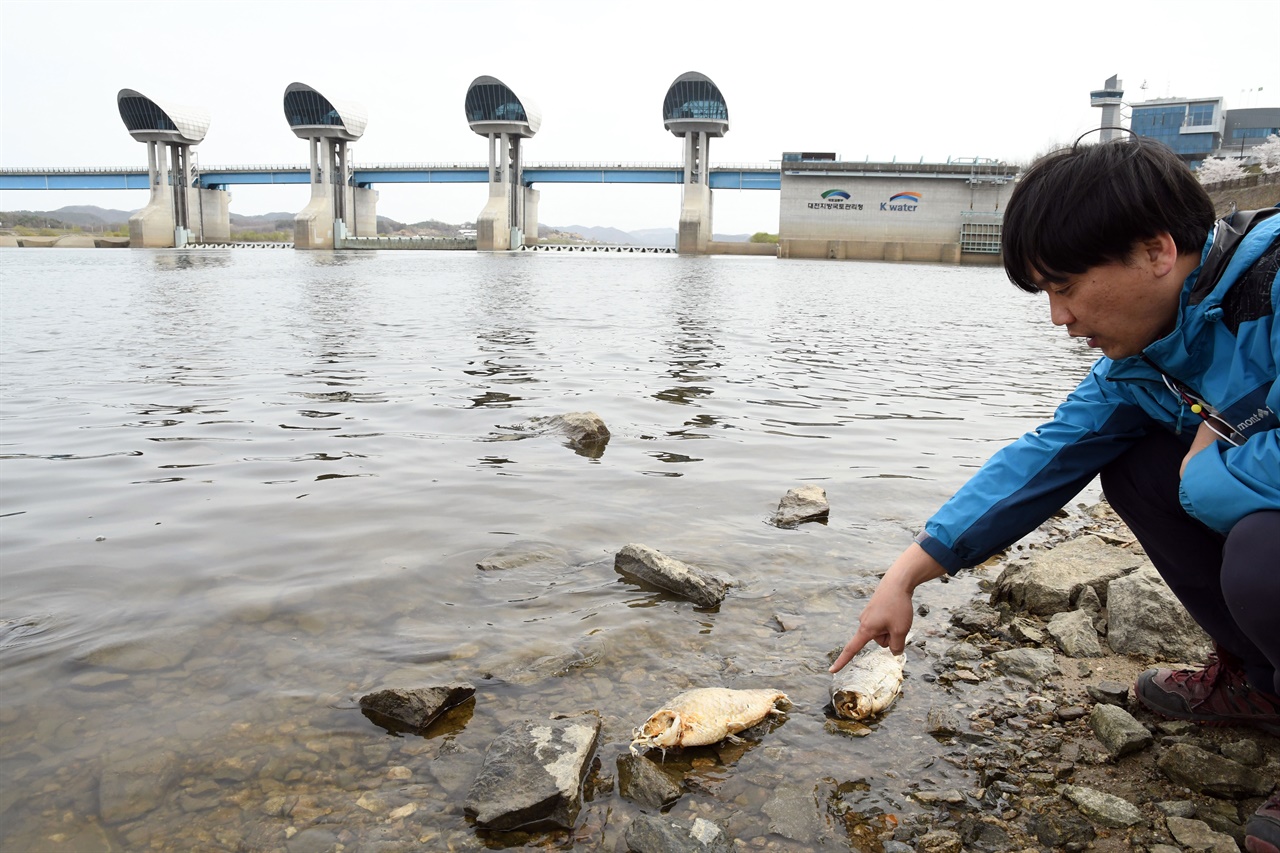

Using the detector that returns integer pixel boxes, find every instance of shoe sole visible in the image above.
[1133,676,1280,736]
[1246,837,1279,853]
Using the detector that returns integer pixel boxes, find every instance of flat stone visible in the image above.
[1060,784,1143,827]
[358,683,475,731]
[1086,680,1130,707]
[772,484,829,528]
[1156,743,1271,798]
[991,647,1060,683]
[98,748,180,824]
[1166,816,1240,853]
[74,635,195,672]
[464,712,601,830]
[763,783,825,843]
[614,543,727,608]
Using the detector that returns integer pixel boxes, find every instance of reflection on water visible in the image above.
[0,250,1098,850]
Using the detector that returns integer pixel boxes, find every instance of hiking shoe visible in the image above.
[1247,792,1280,853]
[1134,652,1280,735]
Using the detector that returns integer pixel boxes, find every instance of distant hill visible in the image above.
[1,205,759,244]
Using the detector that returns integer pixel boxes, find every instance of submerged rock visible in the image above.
[772,484,830,528]
[465,712,601,831]
[532,412,611,457]
[614,543,727,608]
[358,683,475,732]
[623,813,732,853]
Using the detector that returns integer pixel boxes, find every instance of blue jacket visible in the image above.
[917,207,1280,574]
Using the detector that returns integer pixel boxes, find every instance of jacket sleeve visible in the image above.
[917,361,1152,574]
[1178,277,1280,532]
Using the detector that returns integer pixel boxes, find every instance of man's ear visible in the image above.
[1140,232,1180,277]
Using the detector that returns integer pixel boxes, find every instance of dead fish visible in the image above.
[830,642,908,721]
[630,687,790,755]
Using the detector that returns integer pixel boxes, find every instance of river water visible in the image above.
[0,249,1098,851]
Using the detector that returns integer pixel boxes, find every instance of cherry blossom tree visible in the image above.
[1254,133,1280,175]
[1196,156,1245,185]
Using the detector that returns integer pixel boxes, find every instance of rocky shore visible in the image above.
[866,500,1279,853]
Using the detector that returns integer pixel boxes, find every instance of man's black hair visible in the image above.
[1001,135,1216,293]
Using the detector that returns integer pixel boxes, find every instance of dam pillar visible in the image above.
[465,76,541,251]
[663,72,730,256]
[284,83,370,249]
[523,185,540,247]
[117,89,211,248]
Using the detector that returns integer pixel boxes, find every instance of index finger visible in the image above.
[828,629,874,673]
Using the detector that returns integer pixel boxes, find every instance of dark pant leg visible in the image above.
[1220,511,1280,694]
[1100,429,1277,691]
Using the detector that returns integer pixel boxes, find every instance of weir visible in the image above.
[117,89,230,247]
[284,83,376,249]
[465,76,541,251]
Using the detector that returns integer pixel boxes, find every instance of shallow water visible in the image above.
[0,249,1098,850]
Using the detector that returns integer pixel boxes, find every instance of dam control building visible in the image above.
[777,154,1017,263]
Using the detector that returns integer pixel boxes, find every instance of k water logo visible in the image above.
[809,189,863,211]
[881,191,921,212]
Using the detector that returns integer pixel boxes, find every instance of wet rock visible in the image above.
[1047,609,1104,658]
[617,753,682,809]
[532,412,610,456]
[1106,566,1212,660]
[623,813,732,853]
[1085,680,1130,707]
[990,535,1142,617]
[358,683,475,731]
[1061,784,1143,827]
[991,647,1060,683]
[762,783,825,844]
[1165,816,1239,853]
[286,827,339,853]
[1028,806,1097,848]
[926,704,963,737]
[464,712,601,830]
[773,612,806,632]
[949,601,1000,633]
[941,641,984,663]
[914,828,963,853]
[1089,703,1153,758]
[957,816,1012,852]
[98,748,180,824]
[772,484,829,528]
[614,544,727,608]
[1156,743,1271,798]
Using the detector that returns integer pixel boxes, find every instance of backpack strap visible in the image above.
[1189,205,1280,306]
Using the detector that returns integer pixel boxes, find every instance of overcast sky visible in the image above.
[2,0,1277,233]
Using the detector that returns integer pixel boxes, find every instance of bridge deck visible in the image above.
[0,163,783,191]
